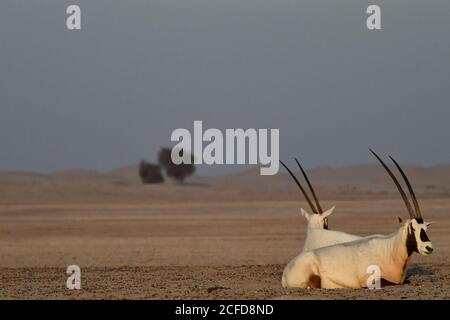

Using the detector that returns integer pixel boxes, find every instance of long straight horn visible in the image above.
[369,149,415,219]
[295,158,323,214]
[389,156,422,219]
[280,160,318,214]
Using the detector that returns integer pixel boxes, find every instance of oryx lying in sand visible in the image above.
[282,150,433,289]
[280,158,361,252]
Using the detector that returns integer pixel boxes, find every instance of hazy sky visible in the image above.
[0,0,449,175]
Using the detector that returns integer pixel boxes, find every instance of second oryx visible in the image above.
[280,158,362,252]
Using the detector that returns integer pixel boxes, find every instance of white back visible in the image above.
[300,206,361,252]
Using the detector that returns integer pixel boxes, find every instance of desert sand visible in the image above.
[0,165,449,299]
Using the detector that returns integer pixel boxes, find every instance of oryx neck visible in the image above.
[396,225,411,259]
[374,226,410,284]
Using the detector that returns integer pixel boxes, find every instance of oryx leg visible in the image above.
[320,277,347,289]
[282,252,321,288]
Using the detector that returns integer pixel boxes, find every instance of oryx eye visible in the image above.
[420,229,429,242]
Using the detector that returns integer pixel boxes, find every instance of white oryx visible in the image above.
[282,150,434,289]
[280,159,361,252]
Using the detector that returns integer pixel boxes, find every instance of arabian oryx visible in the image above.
[280,159,361,252]
[282,150,433,289]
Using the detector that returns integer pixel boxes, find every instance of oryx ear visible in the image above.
[426,221,434,227]
[321,206,335,218]
[397,217,403,224]
[300,208,310,220]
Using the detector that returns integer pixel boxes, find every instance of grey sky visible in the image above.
[0,0,449,175]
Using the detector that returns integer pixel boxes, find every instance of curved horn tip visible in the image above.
[279,158,318,214]
[370,148,416,220]
[294,157,322,214]
[388,155,423,219]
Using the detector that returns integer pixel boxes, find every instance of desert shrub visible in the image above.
[139,161,164,184]
[158,148,195,183]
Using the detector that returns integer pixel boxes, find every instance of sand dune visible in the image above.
[213,164,450,193]
[1,163,449,205]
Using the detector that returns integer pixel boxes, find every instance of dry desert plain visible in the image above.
[0,164,449,299]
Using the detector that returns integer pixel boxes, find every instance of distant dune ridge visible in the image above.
[0,164,449,204]
[214,164,450,193]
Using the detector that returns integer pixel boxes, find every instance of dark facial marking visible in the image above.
[415,218,424,224]
[406,224,418,256]
[420,229,430,242]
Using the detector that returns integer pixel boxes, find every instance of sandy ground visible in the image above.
[0,192,449,299]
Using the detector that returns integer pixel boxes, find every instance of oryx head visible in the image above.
[280,158,332,230]
[371,149,433,256]
[300,206,335,229]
